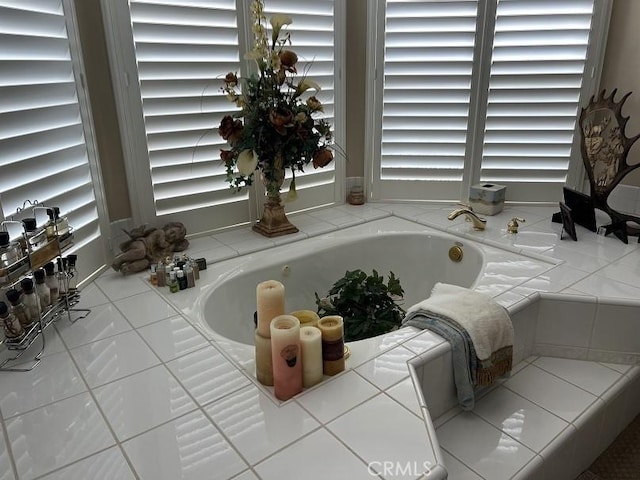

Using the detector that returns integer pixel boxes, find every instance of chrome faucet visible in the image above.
[447,206,487,230]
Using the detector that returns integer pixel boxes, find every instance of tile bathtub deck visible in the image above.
[1,203,639,480]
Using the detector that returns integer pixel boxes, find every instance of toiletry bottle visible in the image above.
[43,261,60,303]
[168,271,179,293]
[45,208,57,240]
[33,269,51,308]
[165,264,173,286]
[22,217,45,252]
[66,254,78,292]
[184,262,195,288]
[5,288,32,328]
[0,301,24,340]
[156,261,166,287]
[20,278,41,322]
[56,258,68,295]
[191,258,200,280]
[1,231,23,271]
[177,270,187,290]
[52,207,70,237]
[149,264,158,286]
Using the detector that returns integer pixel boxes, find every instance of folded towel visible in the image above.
[402,283,514,409]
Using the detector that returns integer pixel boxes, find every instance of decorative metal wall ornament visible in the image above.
[579,89,640,242]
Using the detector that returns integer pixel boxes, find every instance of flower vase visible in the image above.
[252,166,299,238]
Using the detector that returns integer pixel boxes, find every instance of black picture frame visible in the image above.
[562,187,597,232]
[559,202,578,241]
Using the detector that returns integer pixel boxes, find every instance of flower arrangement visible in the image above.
[218,0,334,198]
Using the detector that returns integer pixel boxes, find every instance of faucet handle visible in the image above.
[507,217,525,234]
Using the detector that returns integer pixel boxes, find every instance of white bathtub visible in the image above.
[205,228,484,346]
[167,216,553,369]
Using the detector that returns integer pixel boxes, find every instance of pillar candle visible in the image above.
[270,315,302,401]
[256,280,285,338]
[290,309,319,328]
[255,330,274,386]
[317,315,345,376]
[300,326,323,388]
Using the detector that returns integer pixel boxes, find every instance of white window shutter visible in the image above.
[372,0,479,201]
[480,0,596,201]
[108,0,342,234]
[0,0,106,279]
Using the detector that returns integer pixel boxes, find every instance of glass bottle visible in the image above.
[66,254,79,291]
[44,261,60,303]
[33,269,51,308]
[177,270,187,290]
[184,263,195,288]
[156,261,165,287]
[20,278,41,322]
[56,258,68,295]
[52,207,70,237]
[168,271,179,293]
[6,288,32,328]
[22,217,46,252]
[0,301,24,341]
[149,263,158,286]
[45,208,57,240]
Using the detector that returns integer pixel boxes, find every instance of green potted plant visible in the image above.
[315,269,405,342]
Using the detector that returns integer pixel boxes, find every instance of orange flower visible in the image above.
[219,115,244,146]
[312,147,333,169]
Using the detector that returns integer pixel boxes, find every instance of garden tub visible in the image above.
[168,216,553,370]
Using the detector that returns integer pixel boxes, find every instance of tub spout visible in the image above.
[447,207,487,230]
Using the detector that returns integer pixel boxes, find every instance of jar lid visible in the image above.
[33,269,45,281]
[5,289,20,304]
[22,217,37,231]
[0,231,9,247]
[0,301,7,315]
[20,277,34,292]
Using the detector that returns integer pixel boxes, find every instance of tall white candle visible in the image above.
[300,326,323,388]
[256,280,285,338]
[255,330,274,386]
[270,315,302,401]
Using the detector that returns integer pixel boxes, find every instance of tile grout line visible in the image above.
[0,404,19,480]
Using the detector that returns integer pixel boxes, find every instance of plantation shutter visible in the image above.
[109,0,341,234]
[372,0,480,201]
[0,0,106,278]
[264,0,339,212]
[480,0,596,201]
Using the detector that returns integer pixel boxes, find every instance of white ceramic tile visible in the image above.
[6,393,114,479]
[114,290,178,328]
[599,362,632,374]
[93,365,197,441]
[594,250,640,289]
[436,412,536,480]
[503,365,597,422]
[512,455,545,480]
[70,330,161,388]
[0,424,14,480]
[296,370,378,423]
[355,346,414,390]
[572,274,640,299]
[516,264,590,295]
[206,385,319,464]
[123,410,246,480]
[440,450,483,480]
[38,323,69,357]
[230,470,259,480]
[39,446,134,480]
[55,303,132,349]
[184,235,226,256]
[403,330,445,355]
[254,428,372,480]
[590,302,640,352]
[137,316,209,361]
[386,377,423,417]
[544,245,611,273]
[0,351,86,418]
[419,346,457,419]
[347,327,421,368]
[473,386,569,452]
[328,394,437,480]
[95,273,151,301]
[532,356,622,396]
[72,282,110,309]
[532,344,588,360]
[539,424,578,480]
[534,297,596,348]
[571,399,607,475]
[166,345,250,406]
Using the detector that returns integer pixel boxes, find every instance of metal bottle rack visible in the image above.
[0,200,91,372]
